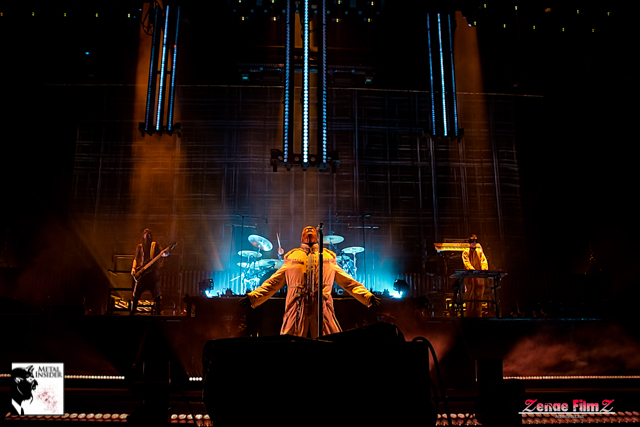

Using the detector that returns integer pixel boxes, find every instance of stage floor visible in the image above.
[2,297,640,424]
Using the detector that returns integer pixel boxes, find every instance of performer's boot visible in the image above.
[154,296,162,315]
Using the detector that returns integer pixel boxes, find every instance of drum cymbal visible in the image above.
[256,259,284,269]
[342,246,364,254]
[323,235,344,244]
[248,235,273,251]
[238,250,263,258]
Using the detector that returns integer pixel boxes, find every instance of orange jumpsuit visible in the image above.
[247,244,374,338]
[461,244,488,317]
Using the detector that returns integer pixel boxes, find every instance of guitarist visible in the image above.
[130,228,169,315]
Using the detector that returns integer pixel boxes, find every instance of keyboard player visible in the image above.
[461,234,488,317]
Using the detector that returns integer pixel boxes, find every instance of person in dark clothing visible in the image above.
[131,229,169,315]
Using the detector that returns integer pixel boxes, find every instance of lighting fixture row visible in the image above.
[140,4,181,137]
[0,374,124,380]
[426,12,459,138]
[505,375,640,380]
[9,412,637,424]
[280,0,328,170]
[13,374,634,381]
[0,12,136,18]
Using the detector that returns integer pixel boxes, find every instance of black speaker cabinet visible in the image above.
[202,323,436,426]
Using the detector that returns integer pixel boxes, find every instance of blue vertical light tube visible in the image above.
[321,0,327,164]
[156,6,170,132]
[426,13,436,136]
[144,6,161,133]
[447,13,458,136]
[302,0,310,164]
[437,13,448,137]
[283,0,291,162]
[167,6,180,133]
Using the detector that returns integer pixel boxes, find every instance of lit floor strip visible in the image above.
[7,374,635,382]
[505,375,640,380]
[4,412,638,424]
[1,373,125,380]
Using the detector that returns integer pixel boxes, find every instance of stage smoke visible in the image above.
[503,323,640,376]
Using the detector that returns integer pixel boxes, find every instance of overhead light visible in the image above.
[139,4,182,137]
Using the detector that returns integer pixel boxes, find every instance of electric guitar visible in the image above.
[133,242,177,284]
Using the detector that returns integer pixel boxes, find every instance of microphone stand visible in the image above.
[317,222,324,338]
[234,214,267,291]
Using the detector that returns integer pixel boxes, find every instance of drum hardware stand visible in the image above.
[347,214,378,286]
[227,214,266,285]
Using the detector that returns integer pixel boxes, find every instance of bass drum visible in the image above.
[259,269,287,296]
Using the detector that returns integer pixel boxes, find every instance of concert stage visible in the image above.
[2,297,640,425]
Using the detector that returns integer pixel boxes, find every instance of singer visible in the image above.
[239,226,379,338]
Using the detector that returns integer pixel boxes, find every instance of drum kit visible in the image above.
[329,238,363,278]
[233,234,283,291]
[233,232,365,291]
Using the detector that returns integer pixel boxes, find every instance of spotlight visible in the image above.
[425,12,459,138]
[139,4,182,137]
[273,0,336,173]
[198,278,215,298]
[392,279,409,298]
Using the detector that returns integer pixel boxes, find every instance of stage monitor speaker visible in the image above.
[202,323,436,426]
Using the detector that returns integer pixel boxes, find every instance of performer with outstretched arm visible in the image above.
[240,225,379,338]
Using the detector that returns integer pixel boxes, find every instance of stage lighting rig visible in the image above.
[271,148,339,172]
[138,2,182,137]
[273,0,337,172]
[424,8,462,139]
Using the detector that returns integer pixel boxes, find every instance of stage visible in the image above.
[2,297,640,425]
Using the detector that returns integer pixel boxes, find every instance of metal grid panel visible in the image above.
[68,85,525,296]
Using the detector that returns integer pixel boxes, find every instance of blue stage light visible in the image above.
[447,13,459,136]
[283,0,292,163]
[156,5,171,132]
[321,0,328,164]
[167,6,180,133]
[437,13,448,137]
[426,14,436,136]
[302,0,310,163]
[144,5,161,133]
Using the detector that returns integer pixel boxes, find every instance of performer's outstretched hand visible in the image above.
[370,294,381,307]
[239,296,251,308]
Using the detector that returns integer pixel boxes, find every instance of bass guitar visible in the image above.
[133,242,177,284]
